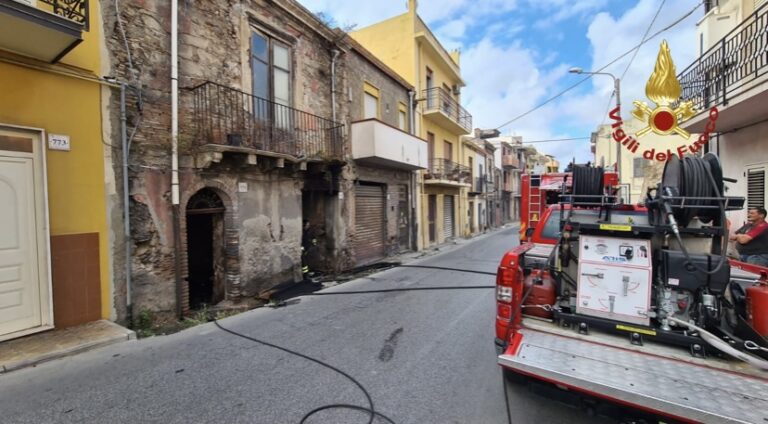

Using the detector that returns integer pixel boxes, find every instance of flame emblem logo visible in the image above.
[631,40,696,139]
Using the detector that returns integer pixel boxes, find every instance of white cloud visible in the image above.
[575,0,701,127]
[297,0,704,165]
[531,0,608,29]
[461,0,701,164]
[433,19,467,51]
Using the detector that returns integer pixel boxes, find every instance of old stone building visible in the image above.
[102,0,347,320]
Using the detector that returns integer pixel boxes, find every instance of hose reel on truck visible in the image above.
[546,156,768,365]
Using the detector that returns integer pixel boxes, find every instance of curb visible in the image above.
[0,325,136,374]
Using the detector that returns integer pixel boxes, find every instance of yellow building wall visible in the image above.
[0,0,110,319]
[350,13,417,85]
[417,42,462,102]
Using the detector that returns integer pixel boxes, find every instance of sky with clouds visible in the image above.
[299,0,703,165]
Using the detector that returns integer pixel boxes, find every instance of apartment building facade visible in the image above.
[350,0,473,248]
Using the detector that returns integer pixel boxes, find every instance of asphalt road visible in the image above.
[0,226,616,424]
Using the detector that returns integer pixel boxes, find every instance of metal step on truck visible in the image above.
[495,154,768,423]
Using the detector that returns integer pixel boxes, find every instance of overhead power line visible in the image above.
[521,136,591,143]
[494,1,702,131]
[620,0,666,81]
[596,0,667,129]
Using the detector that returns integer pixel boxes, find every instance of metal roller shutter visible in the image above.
[354,184,386,265]
[443,195,455,239]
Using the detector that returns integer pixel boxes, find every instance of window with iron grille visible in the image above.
[747,165,767,209]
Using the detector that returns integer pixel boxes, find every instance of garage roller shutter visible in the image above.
[443,195,455,239]
[354,184,386,264]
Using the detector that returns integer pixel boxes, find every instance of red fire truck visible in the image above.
[497,157,768,423]
[519,171,618,243]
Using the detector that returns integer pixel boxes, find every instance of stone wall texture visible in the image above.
[102,0,342,319]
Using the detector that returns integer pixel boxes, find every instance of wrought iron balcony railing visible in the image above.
[425,158,470,183]
[470,175,489,193]
[39,0,89,28]
[190,81,344,160]
[678,2,768,111]
[421,87,472,132]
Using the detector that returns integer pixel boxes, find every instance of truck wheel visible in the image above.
[502,368,528,385]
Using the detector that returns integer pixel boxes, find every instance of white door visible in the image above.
[0,128,50,340]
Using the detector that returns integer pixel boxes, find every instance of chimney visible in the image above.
[408,0,418,13]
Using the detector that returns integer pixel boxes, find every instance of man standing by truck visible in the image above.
[730,207,768,266]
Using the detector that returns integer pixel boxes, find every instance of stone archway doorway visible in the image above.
[186,188,226,309]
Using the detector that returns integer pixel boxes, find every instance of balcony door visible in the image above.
[426,67,434,108]
[251,31,292,133]
[443,140,452,161]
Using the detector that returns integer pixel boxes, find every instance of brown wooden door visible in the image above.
[427,132,435,159]
[443,140,452,161]
[397,185,410,251]
[428,194,437,243]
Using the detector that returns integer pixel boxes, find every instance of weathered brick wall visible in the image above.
[339,47,417,263]
[102,0,340,318]
[345,49,411,127]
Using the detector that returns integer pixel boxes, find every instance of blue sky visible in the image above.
[299,0,703,164]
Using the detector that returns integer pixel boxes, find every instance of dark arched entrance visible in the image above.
[186,188,225,309]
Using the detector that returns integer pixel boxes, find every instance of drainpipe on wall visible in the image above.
[120,83,132,322]
[171,0,183,319]
[331,48,340,123]
[408,90,419,251]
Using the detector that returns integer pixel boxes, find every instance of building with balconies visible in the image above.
[351,0,473,248]
[0,0,112,340]
[101,0,349,318]
[678,0,768,227]
[462,136,495,236]
[491,136,529,222]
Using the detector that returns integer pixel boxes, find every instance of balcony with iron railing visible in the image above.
[469,175,489,195]
[424,158,470,187]
[502,154,520,169]
[421,87,472,134]
[0,0,89,62]
[188,81,344,163]
[678,2,768,132]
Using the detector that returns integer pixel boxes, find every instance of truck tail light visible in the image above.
[496,265,516,287]
[497,286,513,303]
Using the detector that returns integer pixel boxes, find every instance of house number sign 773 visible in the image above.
[48,134,71,151]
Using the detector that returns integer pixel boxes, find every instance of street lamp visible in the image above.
[568,67,621,180]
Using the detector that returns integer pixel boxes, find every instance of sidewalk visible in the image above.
[396,221,520,262]
[0,320,135,374]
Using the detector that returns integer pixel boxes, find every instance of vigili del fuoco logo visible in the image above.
[607,40,719,162]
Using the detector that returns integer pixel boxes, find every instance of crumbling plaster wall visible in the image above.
[102,0,339,316]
